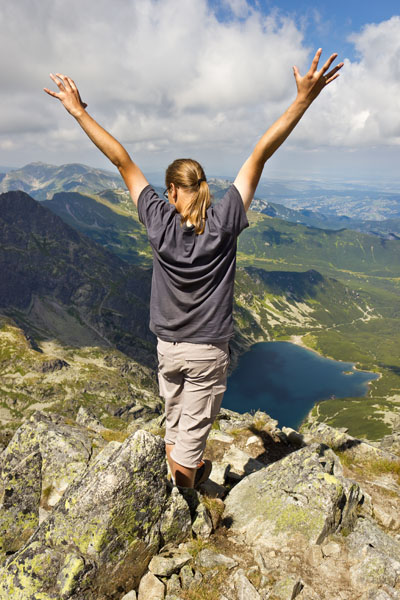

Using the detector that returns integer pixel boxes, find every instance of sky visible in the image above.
[1,0,400,184]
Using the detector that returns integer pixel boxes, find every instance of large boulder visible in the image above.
[1,411,92,509]
[223,443,364,549]
[0,430,170,599]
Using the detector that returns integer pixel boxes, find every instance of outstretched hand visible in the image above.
[44,74,87,118]
[293,49,343,104]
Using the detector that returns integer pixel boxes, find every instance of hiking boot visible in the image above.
[194,459,212,488]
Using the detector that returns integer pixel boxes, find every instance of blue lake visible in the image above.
[223,341,379,429]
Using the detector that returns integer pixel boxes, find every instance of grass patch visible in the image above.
[335,451,400,486]
[147,426,165,438]
[101,415,127,431]
[180,567,230,600]
[185,537,215,561]
[368,458,400,484]
[100,429,129,443]
[334,450,354,469]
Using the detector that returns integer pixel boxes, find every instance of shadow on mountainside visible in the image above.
[0,190,154,367]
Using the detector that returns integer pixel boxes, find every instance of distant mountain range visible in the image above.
[209,178,400,239]
[0,162,122,200]
[2,163,400,238]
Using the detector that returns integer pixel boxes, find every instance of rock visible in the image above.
[37,358,69,373]
[295,584,322,600]
[118,402,157,422]
[321,541,341,557]
[360,588,400,599]
[159,487,192,546]
[271,576,304,599]
[0,431,169,599]
[0,450,42,557]
[192,502,213,538]
[233,568,262,600]
[76,405,106,432]
[347,518,400,589]
[179,564,195,590]
[176,487,200,519]
[196,548,238,569]
[223,447,264,480]
[282,427,307,448]
[121,592,137,600]
[138,572,165,600]
[198,478,227,498]
[209,462,230,486]
[246,435,261,446]
[218,408,254,432]
[350,548,400,587]
[209,431,235,443]
[253,548,270,575]
[347,518,400,563]
[149,550,192,577]
[302,422,398,462]
[373,503,400,531]
[1,411,92,510]
[305,545,323,567]
[166,573,182,595]
[223,444,364,549]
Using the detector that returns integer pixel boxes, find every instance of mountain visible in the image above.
[238,212,400,278]
[0,190,152,357]
[211,178,400,238]
[3,162,400,238]
[0,162,122,200]
[41,191,150,265]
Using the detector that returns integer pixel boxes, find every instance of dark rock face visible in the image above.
[0,190,153,361]
[37,359,70,373]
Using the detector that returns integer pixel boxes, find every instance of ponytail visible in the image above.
[165,159,211,235]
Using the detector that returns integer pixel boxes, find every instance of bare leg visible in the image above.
[165,443,196,488]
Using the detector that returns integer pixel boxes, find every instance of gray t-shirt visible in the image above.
[137,184,248,343]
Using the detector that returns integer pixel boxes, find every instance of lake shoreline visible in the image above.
[289,334,382,380]
[224,339,379,431]
[289,334,383,433]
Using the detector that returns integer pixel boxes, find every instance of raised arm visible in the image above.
[44,74,148,206]
[234,49,344,211]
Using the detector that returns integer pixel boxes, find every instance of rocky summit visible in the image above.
[1,407,400,599]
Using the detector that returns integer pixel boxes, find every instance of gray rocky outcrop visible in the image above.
[223,443,364,549]
[0,430,176,599]
[1,411,92,510]
[2,403,400,599]
[76,405,107,433]
[302,421,398,462]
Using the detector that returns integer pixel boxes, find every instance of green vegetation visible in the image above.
[2,168,400,442]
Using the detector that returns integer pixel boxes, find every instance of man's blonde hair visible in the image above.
[165,158,211,235]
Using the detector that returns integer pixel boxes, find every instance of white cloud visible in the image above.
[292,16,400,149]
[1,1,400,178]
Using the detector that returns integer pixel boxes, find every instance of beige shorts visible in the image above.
[157,337,230,469]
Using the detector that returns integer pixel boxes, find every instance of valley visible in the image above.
[1,163,400,442]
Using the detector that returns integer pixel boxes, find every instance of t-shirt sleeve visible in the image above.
[137,185,173,235]
[211,184,249,236]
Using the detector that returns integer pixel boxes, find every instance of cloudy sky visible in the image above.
[1,0,400,184]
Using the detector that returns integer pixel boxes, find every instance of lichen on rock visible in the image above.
[223,443,364,548]
[0,430,169,599]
